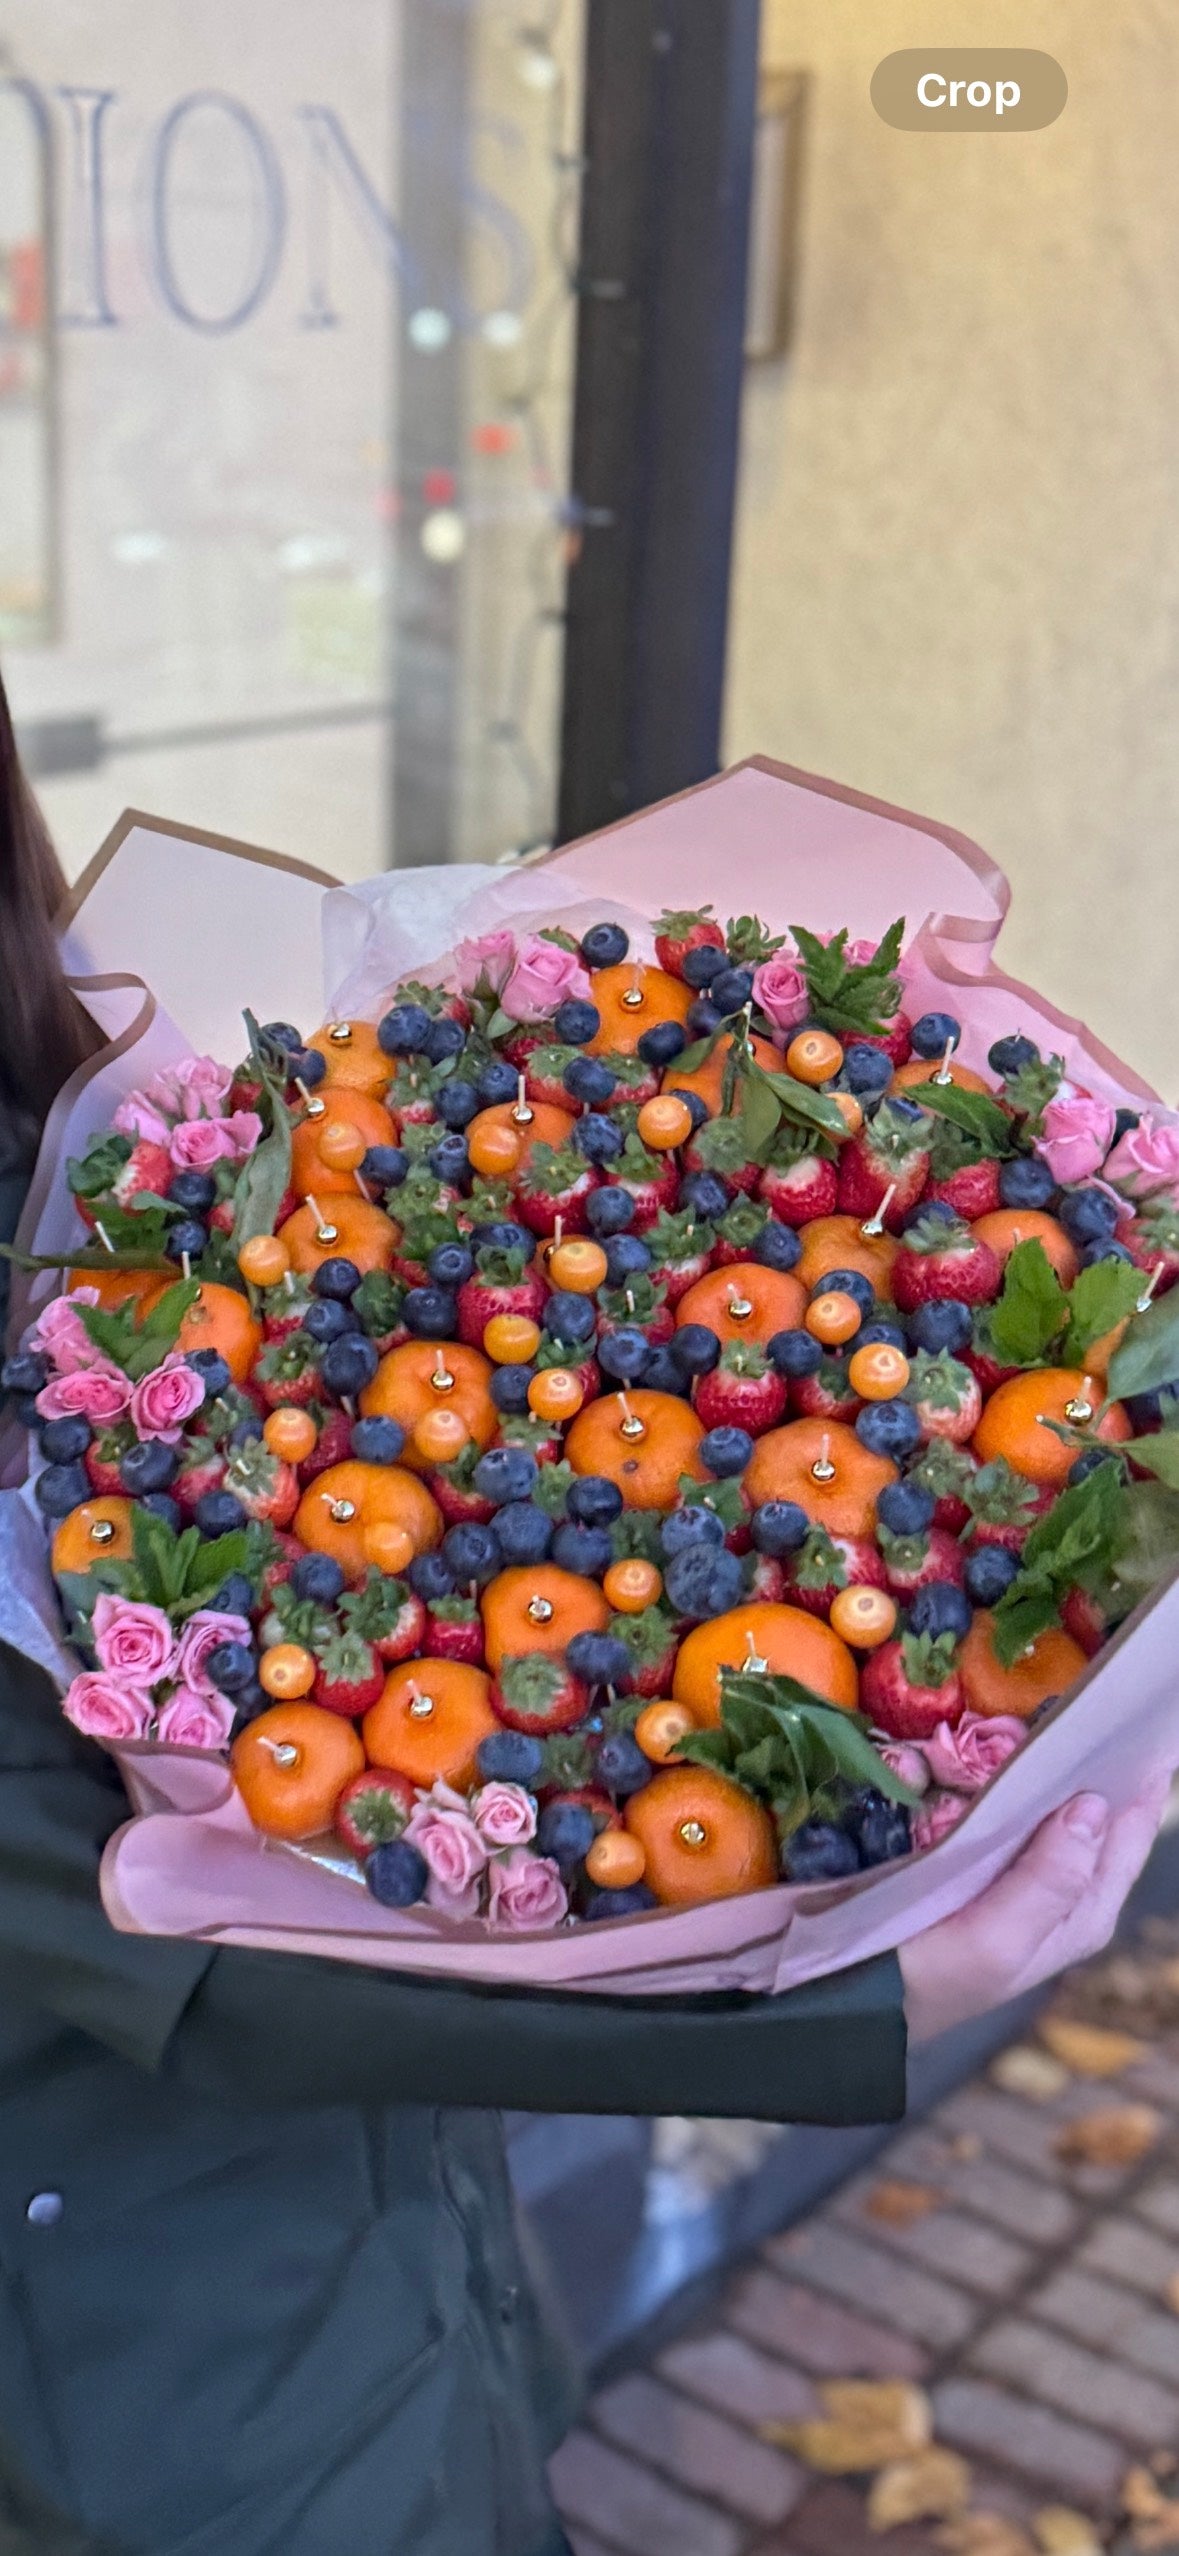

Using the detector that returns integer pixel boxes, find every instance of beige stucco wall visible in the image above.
[728,0,1179,1097]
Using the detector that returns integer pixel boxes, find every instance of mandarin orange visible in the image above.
[564,1389,707,1508]
[671,1600,859,1726]
[624,1765,778,1905]
[744,1417,897,1538]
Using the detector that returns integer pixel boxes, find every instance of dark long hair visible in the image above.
[0,668,102,1135]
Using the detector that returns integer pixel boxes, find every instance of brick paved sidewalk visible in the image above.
[551,1927,1179,2556]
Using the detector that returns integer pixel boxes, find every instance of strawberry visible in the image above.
[491,1650,591,1734]
[682,1117,761,1197]
[853,1014,913,1069]
[791,1357,861,1425]
[860,1631,964,1741]
[341,1573,427,1664]
[111,1137,173,1213]
[424,1594,486,1665]
[500,1028,547,1074]
[892,1212,1002,1311]
[173,1434,227,1516]
[654,905,726,979]
[905,1349,983,1445]
[85,1424,136,1498]
[759,1148,838,1228]
[208,1199,236,1237]
[312,1626,384,1718]
[612,1134,679,1230]
[298,1407,353,1482]
[605,1606,680,1698]
[260,1275,315,1342]
[223,1438,299,1529]
[256,1525,304,1596]
[786,1527,887,1619]
[516,1141,601,1239]
[694,1340,788,1437]
[927,1157,1003,1220]
[713,1198,771,1265]
[253,1330,322,1410]
[426,1442,498,1527]
[334,1768,418,1858]
[596,1274,673,1346]
[745,1552,788,1603]
[962,1323,1022,1400]
[836,1102,931,1229]
[877,1523,965,1600]
[1061,1584,1108,1658]
[963,1457,1052,1552]
[532,1342,602,1406]
[229,1075,263,1115]
[383,1060,440,1127]
[495,1411,564,1465]
[351,1269,410,1353]
[906,1437,978,1533]
[522,1043,580,1111]
[604,1052,660,1108]
[645,1208,716,1305]
[1124,1203,1179,1296]
[457,1246,547,1349]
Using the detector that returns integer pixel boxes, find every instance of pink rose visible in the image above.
[487,1848,569,1931]
[92,1594,179,1686]
[168,1117,239,1172]
[911,1790,969,1853]
[501,933,592,1023]
[63,1671,153,1744]
[28,1292,106,1374]
[129,1357,206,1444]
[753,954,810,1036]
[173,1054,235,1119]
[36,1366,132,1425]
[406,1782,488,1919]
[176,1610,253,1697]
[112,1092,173,1147]
[144,1067,184,1115]
[155,1685,235,1751]
[455,929,517,995]
[471,1781,537,1849]
[1035,1095,1117,1187]
[877,1741,931,1798]
[923,1710,1027,1795]
[221,1110,264,1158]
[1105,1114,1179,1203]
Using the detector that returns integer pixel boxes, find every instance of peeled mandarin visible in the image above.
[259,1643,317,1700]
[806,1289,861,1346]
[528,1368,586,1422]
[829,1585,898,1648]
[847,1342,910,1400]
[238,1234,291,1287]
[546,1239,609,1294]
[786,1029,844,1085]
[637,1095,694,1152]
[585,1830,647,1889]
[483,1313,542,1364]
[263,1406,319,1463]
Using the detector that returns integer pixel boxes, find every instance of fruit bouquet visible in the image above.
[3,760,1179,2004]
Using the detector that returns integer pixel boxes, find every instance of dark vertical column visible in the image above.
[557,0,761,845]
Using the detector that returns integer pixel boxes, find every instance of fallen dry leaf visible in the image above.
[1054,2106,1162,2170]
[764,2377,931,2472]
[991,2045,1069,2102]
[1039,2017,1148,2077]
[868,2447,970,2530]
[1121,2464,1179,2548]
[864,2178,945,2228]
[937,2518,1037,2556]
[1033,2507,1105,2554]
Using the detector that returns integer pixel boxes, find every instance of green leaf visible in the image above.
[992,1585,1065,1667]
[676,1729,739,1776]
[538,925,580,954]
[1064,1259,1146,1363]
[992,1463,1128,1663]
[762,1071,849,1142]
[669,1030,722,1077]
[66,1132,134,1199]
[140,1277,200,1341]
[1111,1479,1179,1609]
[485,1006,515,1042]
[1121,1433,1179,1490]
[911,1082,1017,1158]
[232,1088,293,1253]
[738,1073,782,1159]
[1107,1285,1179,1403]
[790,918,905,1035]
[987,1239,1069,1368]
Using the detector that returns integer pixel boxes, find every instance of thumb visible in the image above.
[977,1793,1111,1946]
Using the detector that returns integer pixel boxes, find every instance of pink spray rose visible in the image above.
[500,933,592,1023]
[1035,1095,1117,1187]
[27,1292,106,1373]
[877,1740,932,1798]
[173,1054,235,1119]
[129,1357,206,1444]
[168,1111,263,1172]
[36,1366,131,1425]
[911,1790,969,1853]
[63,1671,153,1744]
[112,1091,174,1147]
[155,1686,235,1752]
[923,1710,1027,1795]
[1104,1114,1179,1203]
[92,1594,179,1687]
[752,953,810,1036]
[471,1781,537,1849]
[454,928,517,995]
[144,1067,184,1116]
[487,1848,569,1930]
[176,1610,253,1698]
[406,1782,488,1920]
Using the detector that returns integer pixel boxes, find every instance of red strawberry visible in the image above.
[223,1439,299,1529]
[342,1571,428,1663]
[384,1061,439,1127]
[313,1626,384,1719]
[1061,1585,1108,1658]
[694,1340,788,1437]
[612,1137,679,1231]
[1124,1204,1179,1296]
[273,1185,300,1232]
[260,1276,315,1342]
[654,905,725,979]
[258,1528,303,1596]
[836,1103,931,1229]
[927,1157,1003,1220]
[495,1412,565,1465]
[964,1459,1053,1552]
[424,1595,486,1665]
[523,1044,579,1111]
[786,1527,887,1619]
[962,1327,1022,1399]
[112,1137,173,1212]
[85,1425,135,1498]
[501,1028,547,1074]
[491,1650,591,1734]
[253,1331,322,1410]
[597,1275,673,1346]
[426,1442,498,1527]
[607,1605,680,1698]
[860,1631,964,1740]
[855,1012,913,1068]
[877,1523,965,1600]
[892,1212,1002,1311]
[791,1357,861,1425]
[605,1053,660,1108]
[173,1434,227,1516]
[208,1199,236,1237]
[334,1768,418,1858]
[759,1150,838,1228]
[298,1406,354,1483]
[682,1118,760,1197]
[905,1350,982,1445]
[713,1199,771,1265]
[516,1142,601,1239]
[645,1208,717,1305]
[906,1437,978,1533]
[746,1552,788,1603]
[457,1247,547,1348]
[230,1075,263,1115]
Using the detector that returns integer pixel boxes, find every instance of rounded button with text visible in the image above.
[872,50,1067,133]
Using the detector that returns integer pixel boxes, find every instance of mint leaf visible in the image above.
[1108,1286,1179,1403]
[992,1462,1128,1662]
[1121,1433,1179,1491]
[738,1072,781,1158]
[991,1584,1066,1667]
[987,1238,1069,1368]
[790,919,905,1035]
[912,1083,1017,1158]
[762,1069,848,1142]
[1065,1259,1145,1363]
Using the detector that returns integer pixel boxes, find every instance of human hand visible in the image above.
[900,1771,1174,2045]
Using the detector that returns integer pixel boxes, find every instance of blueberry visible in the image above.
[551,1521,614,1578]
[1113,1108,1140,1146]
[211,1570,257,1615]
[596,1732,653,1797]
[429,1242,475,1290]
[856,1401,921,1459]
[680,943,727,989]
[165,1218,208,1263]
[139,1492,183,1533]
[751,1500,810,1556]
[39,1415,92,1464]
[554,998,601,1047]
[999,1156,1056,1211]
[664,1544,745,1617]
[964,1544,1020,1605]
[292,1552,347,1604]
[167,1170,216,1213]
[850,1792,913,1867]
[206,1640,257,1695]
[489,1365,534,1414]
[194,1489,247,1537]
[598,1328,651,1384]
[442,1522,500,1585]
[768,1328,823,1379]
[472,1221,531,1255]
[752,1220,801,1272]
[408,1551,456,1601]
[1068,1446,1122,1483]
[259,1019,302,1058]
[910,1011,962,1060]
[644,1346,690,1395]
[378,1002,433,1056]
[909,1299,973,1355]
[477,1729,545,1785]
[700,1425,754,1479]
[322,1335,380,1397]
[536,1801,596,1865]
[186,1348,234,1398]
[580,922,629,968]
[312,1256,362,1301]
[1059,1186,1121,1244]
[366,1839,429,1905]
[661,1505,725,1557]
[423,1015,466,1064]
[856,1318,908,1351]
[428,1134,470,1186]
[567,1631,633,1689]
[474,1445,538,1507]
[585,1186,636,1237]
[477,1059,520,1107]
[686,997,724,1038]
[908,1581,972,1639]
[543,1290,598,1346]
[229,1415,265,1449]
[679,1172,729,1222]
[574,1112,624,1164]
[289,1047,326,1090]
[402,1287,459,1339]
[493,1501,553,1564]
[784,1820,861,1882]
[1080,1237,1135,1267]
[34,1461,91,1518]
[567,1474,624,1527]
[436,1080,480,1130]
[1,1350,48,1396]
[119,1439,179,1495]
[710,965,755,1016]
[672,1324,722,1377]
[811,1266,876,1316]
[877,1480,936,1536]
[842,1044,894,1097]
[303,1298,351,1345]
[988,1033,1040,1077]
[665,1086,710,1133]
[584,1882,659,1920]
[361,1144,408,1189]
[603,1233,652,1284]
[636,1019,687,1067]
